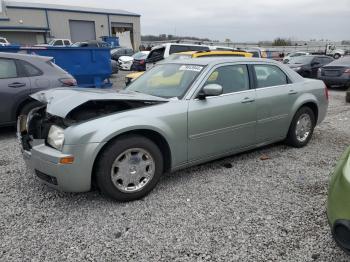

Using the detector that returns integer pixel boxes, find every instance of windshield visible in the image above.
[126,64,204,99]
[289,56,314,64]
[133,52,148,59]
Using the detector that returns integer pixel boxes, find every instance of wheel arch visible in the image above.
[91,129,172,187]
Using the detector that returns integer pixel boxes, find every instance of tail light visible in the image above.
[59,78,77,87]
[324,84,329,101]
[139,59,145,65]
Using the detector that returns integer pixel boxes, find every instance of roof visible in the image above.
[0,51,52,61]
[5,1,140,17]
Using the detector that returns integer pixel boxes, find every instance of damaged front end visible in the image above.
[18,88,169,152]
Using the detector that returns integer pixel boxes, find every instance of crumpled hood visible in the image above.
[31,88,168,118]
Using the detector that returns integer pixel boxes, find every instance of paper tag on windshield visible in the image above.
[179,65,203,72]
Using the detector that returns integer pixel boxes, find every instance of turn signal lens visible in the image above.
[59,156,74,165]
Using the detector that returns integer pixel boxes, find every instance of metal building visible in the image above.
[0,1,141,49]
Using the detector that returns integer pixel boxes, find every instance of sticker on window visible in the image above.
[179,65,203,72]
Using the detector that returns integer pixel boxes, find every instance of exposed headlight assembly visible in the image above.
[47,125,65,151]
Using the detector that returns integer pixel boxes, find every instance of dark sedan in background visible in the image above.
[318,56,350,89]
[131,51,150,71]
[287,55,334,78]
[0,52,76,126]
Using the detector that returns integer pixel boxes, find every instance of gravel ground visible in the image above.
[0,73,349,261]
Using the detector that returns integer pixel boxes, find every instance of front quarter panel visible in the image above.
[64,100,189,169]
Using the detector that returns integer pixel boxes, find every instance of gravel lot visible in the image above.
[0,72,349,261]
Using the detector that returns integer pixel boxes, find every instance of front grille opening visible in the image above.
[35,170,58,185]
[334,223,350,251]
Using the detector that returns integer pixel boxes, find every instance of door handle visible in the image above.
[241,97,255,103]
[289,90,298,95]
[8,82,26,88]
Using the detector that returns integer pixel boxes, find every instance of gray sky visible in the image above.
[15,0,350,41]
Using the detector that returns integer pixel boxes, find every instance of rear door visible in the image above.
[188,64,256,161]
[0,58,30,124]
[253,64,296,143]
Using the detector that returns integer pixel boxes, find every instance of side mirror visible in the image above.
[198,84,223,100]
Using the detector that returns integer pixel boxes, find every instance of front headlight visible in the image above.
[47,125,65,151]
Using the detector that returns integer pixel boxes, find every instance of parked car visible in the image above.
[283,51,309,64]
[318,56,350,89]
[110,59,119,74]
[287,55,334,78]
[71,40,110,48]
[0,52,76,127]
[18,57,328,201]
[36,39,72,47]
[0,37,10,46]
[111,47,134,61]
[125,50,253,85]
[118,51,149,71]
[130,51,151,71]
[327,146,350,254]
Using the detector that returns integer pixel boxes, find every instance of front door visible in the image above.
[188,64,256,162]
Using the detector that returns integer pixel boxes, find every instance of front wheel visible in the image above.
[286,107,316,148]
[333,53,341,59]
[95,135,163,201]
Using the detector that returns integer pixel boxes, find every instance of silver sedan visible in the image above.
[18,57,329,201]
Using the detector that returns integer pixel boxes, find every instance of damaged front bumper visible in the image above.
[17,113,103,193]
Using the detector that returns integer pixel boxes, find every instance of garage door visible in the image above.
[69,20,96,43]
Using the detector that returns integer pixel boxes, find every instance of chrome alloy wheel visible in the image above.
[110,148,155,193]
[295,113,312,143]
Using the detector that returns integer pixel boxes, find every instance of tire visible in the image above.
[95,135,164,201]
[18,100,43,117]
[334,53,341,59]
[286,107,316,148]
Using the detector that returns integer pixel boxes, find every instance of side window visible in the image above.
[254,65,289,88]
[204,65,249,94]
[53,40,63,46]
[169,45,189,54]
[0,59,18,79]
[147,48,165,62]
[64,40,70,46]
[20,61,42,77]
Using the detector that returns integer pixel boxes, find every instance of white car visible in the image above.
[0,37,10,46]
[118,51,149,71]
[283,51,309,64]
[35,39,72,47]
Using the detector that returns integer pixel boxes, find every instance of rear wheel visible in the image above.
[286,107,315,148]
[333,53,341,59]
[95,135,163,201]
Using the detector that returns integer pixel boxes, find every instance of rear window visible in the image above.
[21,61,42,77]
[46,60,67,73]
